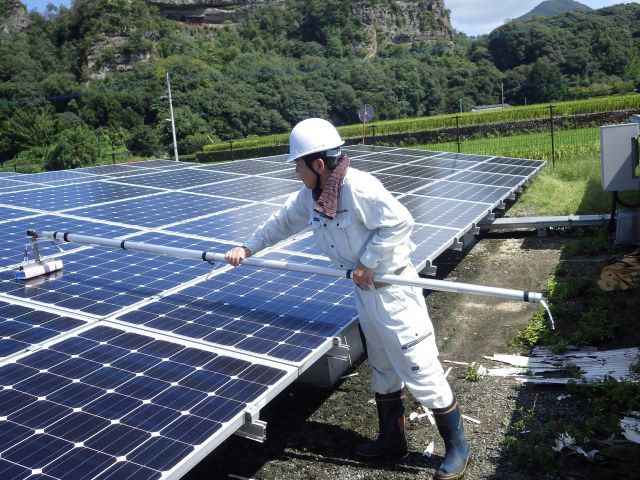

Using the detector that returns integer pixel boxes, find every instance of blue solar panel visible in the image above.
[0,300,87,359]
[115,256,356,364]
[0,324,294,480]
[0,147,546,479]
[69,192,249,228]
[0,215,140,269]
[411,180,513,204]
[400,195,492,229]
[0,182,157,211]
[109,168,238,190]
[201,159,287,175]
[187,176,300,202]
[165,203,280,242]
[0,233,231,317]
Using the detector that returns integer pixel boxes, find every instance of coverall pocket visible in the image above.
[396,323,434,375]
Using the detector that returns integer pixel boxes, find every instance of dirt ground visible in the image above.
[184,230,639,480]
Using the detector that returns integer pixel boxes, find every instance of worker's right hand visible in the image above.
[225,246,251,267]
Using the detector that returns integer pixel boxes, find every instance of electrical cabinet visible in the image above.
[600,123,640,192]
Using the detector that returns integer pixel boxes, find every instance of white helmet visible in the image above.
[287,118,345,163]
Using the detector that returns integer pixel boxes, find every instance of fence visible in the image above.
[198,107,639,165]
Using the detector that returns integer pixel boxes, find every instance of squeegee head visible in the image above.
[15,259,64,280]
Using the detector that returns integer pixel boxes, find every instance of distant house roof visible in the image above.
[472,104,512,112]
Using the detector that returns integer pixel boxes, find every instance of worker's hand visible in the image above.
[353,262,375,287]
[225,246,251,267]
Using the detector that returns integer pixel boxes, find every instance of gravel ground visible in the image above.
[185,232,640,480]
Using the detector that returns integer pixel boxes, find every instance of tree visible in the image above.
[45,126,103,170]
[522,60,568,103]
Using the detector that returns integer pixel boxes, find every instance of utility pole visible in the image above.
[165,72,179,161]
[501,82,505,108]
[459,97,463,113]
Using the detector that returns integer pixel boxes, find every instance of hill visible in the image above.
[517,0,591,20]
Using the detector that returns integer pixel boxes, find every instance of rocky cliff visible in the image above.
[146,0,453,48]
[146,0,283,25]
[1,1,30,34]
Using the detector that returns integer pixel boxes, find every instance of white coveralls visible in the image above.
[243,167,453,409]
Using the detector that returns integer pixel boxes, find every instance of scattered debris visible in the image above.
[462,414,481,425]
[228,475,256,480]
[552,432,602,462]
[444,366,453,378]
[597,250,640,291]
[556,394,571,401]
[484,347,640,384]
[339,372,359,379]
[423,441,435,457]
[409,411,428,422]
[620,414,640,444]
[368,398,376,405]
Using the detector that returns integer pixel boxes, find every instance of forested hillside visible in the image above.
[1,0,639,169]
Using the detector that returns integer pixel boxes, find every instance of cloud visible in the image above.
[444,0,542,36]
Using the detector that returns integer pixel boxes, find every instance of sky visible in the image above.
[21,0,640,36]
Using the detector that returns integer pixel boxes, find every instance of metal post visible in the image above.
[455,115,461,153]
[501,83,505,108]
[549,105,556,167]
[372,125,376,145]
[27,230,546,304]
[165,73,179,161]
[229,140,234,160]
[459,98,463,113]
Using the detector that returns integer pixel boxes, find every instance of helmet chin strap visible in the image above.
[305,157,324,201]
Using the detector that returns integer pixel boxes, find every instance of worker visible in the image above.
[225,118,469,479]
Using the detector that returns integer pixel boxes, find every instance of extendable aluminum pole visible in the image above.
[27,230,545,304]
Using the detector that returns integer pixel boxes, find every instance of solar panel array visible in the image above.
[0,147,545,478]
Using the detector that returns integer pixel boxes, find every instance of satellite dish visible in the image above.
[357,104,374,123]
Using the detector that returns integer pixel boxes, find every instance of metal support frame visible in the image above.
[479,214,611,231]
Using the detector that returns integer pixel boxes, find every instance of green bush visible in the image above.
[45,127,104,170]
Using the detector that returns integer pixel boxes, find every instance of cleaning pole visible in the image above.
[23,230,546,305]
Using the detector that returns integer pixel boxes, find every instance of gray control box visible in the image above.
[600,123,640,192]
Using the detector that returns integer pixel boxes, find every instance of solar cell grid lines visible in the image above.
[187,176,301,202]
[69,192,249,229]
[400,195,492,229]
[412,180,513,204]
[0,215,140,269]
[165,202,281,242]
[114,260,356,364]
[0,324,295,480]
[0,181,158,211]
[469,162,539,176]
[446,170,528,188]
[0,150,546,479]
[0,236,226,316]
[373,173,438,194]
[378,163,457,180]
[0,300,86,359]
[108,168,237,190]
[201,159,288,175]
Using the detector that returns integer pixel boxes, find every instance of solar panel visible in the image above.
[68,192,249,229]
[186,176,300,202]
[0,182,157,211]
[0,233,231,316]
[0,323,297,480]
[0,214,140,269]
[109,169,237,190]
[400,195,492,229]
[201,159,287,175]
[165,203,281,242]
[0,300,87,359]
[0,149,545,479]
[112,252,356,364]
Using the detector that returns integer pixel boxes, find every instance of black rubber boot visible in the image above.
[433,400,470,479]
[355,390,408,459]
